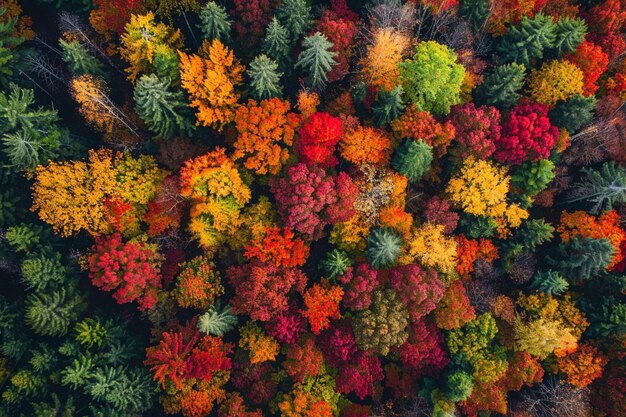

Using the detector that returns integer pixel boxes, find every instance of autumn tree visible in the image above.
[302,282,343,334]
[398,41,466,116]
[527,60,584,107]
[360,28,409,91]
[447,103,500,160]
[174,256,224,309]
[178,40,245,130]
[339,126,391,166]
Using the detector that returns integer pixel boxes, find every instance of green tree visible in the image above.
[373,86,405,127]
[554,17,587,56]
[197,302,238,336]
[531,270,569,296]
[198,1,231,43]
[391,139,433,183]
[59,39,104,76]
[459,0,490,32]
[548,236,614,281]
[566,162,626,214]
[262,17,291,69]
[319,248,352,279]
[0,84,65,170]
[510,159,555,197]
[133,74,195,139]
[20,252,67,291]
[295,32,337,90]
[25,288,83,337]
[247,55,283,100]
[473,63,526,109]
[445,371,474,401]
[276,0,313,40]
[398,41,466,116]
[497,13,556,66]
[549,95,596,134]
[366,228,403,269]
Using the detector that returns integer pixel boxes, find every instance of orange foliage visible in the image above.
[297,91,320,119]
[244,226,310,268]
[379,207,413,238]
[178,40,244,130]
[555,343,608,388]
[391,107,456,156]
[456,235,499,277]
[1,0,34,46]
[339,126,392,166]
[278,390,334,417]
[558,210,626,270]
[239,323,280,364]
[302,282,344,334]
[233,98,301,175]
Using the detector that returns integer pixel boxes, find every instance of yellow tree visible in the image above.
[360,28,410,91]
[527,60,585,107]
[401,222,458,274]
[119,12,183,82]
[178,40,244,130]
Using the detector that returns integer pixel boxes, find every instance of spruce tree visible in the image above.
[198,1,232,43]
[566,162,626,214]
[530,270,570,296]
[372,86,405,127]
[366,228,403,269]
[133,74,195,139]
[548,237,614,281]
[391,139,433,183]
[247,55,283,100]
[295,32,337,90]
[549,95,596,133]
[459,0,490,33]
[262,17,291,69]
[319,249,352,279]
[474,63,526,109]
[554,17,587,56]
[198,302,238,336]
[20,253,67,291]
[59,39,103,76]
[25,288,83,337]
[276,0,313,40]
[497,13,556,66]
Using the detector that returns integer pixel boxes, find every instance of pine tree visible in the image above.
[510,159,555,197]
[198,1,232,43]
[319,249,352,279]
[554,17,587,56]
[497,14,556,66]
[197,302,238,336]
[262,17,291,69]
[459,0,490,33]
[296,32,337,90]
[247,55,283,100]
[59,39,104,76]
[474,63,526,110]
[391,139,433,183]
[366,228,403,269]
[548,237,614,281]
[549,95,596,134]
[133,74,195,139]
[276,0,313,40]
[20,252,67,291]
[25,288,83,337]
[531,270,569,296]
[372,86,405,127]
[566,162,626,214]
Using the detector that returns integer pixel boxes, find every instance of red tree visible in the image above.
[389,264,445,322]
[231,0,278,43]
[283,335,326,383]
[245,226,310,268]
[296,112,344,167]
[265,306,307,344]
[422,196,459,234]
[447,103,501,160]
[393,320,449,376]
[336,263,381,311]
[565,41,610,96]
[318,319,358,366]
[336,352,383,399]
[434,280,476,330]
[315,7,359,82]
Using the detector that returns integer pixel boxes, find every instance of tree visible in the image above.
[340,126,391,166]
[530,270,569,296]
[445,371,474,401]
[239,323,280,364]
[20,253,67,291]
[495,101,559,165]
[59,39,103,76]
[0,84,64,170]
[120,12,183,82]
[548,237,615,281]
[391,107,456,157]
[134,74,195,139]
[447,103,500,160]
[199,1,232,43]
[315,7,358,82]
[25,288,82,336]
[198,302,238,336]
[527,60,584,107]
[276,0,313,40]
[554,17,587,56]
[473,63,526,110]
[295,32,337,90]
[565,162,626,214]
[336,352,383,399]
[230,0,277,44]
[497,13,556,66]
[262,17,291,69]
[302,282,343,334]
[403,223,459,273]
[555,344,608,388]
[459,0,490,32]
[434,280,476,330]
[247,55,283,100]
[178,40,245,130]
[389,264,444,322]
[565,41,608,95]
[174,256,223,309]
[353,289,409,355]
[549,95,596,134]
[296,112,343,167]
[513,316,577,359]
[510,159,555,197]
[233,98,299,175]
[391,139,433,183]
[372,86,405,127]
[283,336,325,383]
[319,249,352,279]
[360,28,409,92]
[336,263,381,311]
[245,226,310,268]
[366,228,403,269]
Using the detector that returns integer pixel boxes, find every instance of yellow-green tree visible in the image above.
[527,60,584,107]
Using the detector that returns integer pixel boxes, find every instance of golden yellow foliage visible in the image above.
[239,323,280,364]
[339,126,391,166]
[296,91,320,119]
[115,153,169,205]
[178,40,244,130]
[527,60,585,107]
[360,28,410,91]
[401,222,458,274]
[329,214,371,256]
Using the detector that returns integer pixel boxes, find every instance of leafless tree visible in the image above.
[516,377,591,417]
[22,50,67,92]
[366,0,418,34]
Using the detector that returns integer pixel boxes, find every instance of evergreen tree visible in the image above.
[530,270,570,295]
[566,162,626,214]
[198,1,232,43]
[197,302,238,336]
[366,228,403,269]
[445,371,474,401]
[276,0,313,40]
[549,95,596,133]
[20,252,67,291]
[25,288,83,337]
[474,63,526,109]
[247,55,283,100]
[510,159,555,197]
[583,297,626,338]
[262,17,291,70]
[59,39,104,76]
[133,74,195,139]
[372,86,405,127]
[391,139,433,183]
[319,249,352,279]
[548,237,614,281]
[497,14,556,66]
[459,0,490,33]
[295,32,337,90]
[554,17,587,56]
